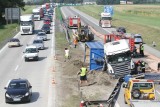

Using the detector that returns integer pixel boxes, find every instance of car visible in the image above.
[4,78,32,103]
[116,27,126,34]
[8,38,20,48]
[23,45,39,61]
[32,39,44,50]
[134,34,143,44]
[41,24,50,34]
[37,32,47,41]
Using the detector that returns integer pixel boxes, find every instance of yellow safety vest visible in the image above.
[141,45,144,51]
[80,67,87,76]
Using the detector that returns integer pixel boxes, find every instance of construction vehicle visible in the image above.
[99,12,112,28]
[103,39,134,78]
[20,14,34,35]
[68,16,80,29]
[123,78,160,107]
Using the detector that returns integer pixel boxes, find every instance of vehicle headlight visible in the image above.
[25,92,29,96]
[6,93,11,98]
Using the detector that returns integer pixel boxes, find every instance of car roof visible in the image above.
[134,34,142,37]
[10,78,28,83]
[26,45,37,49]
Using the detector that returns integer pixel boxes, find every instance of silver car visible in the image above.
[37,32,47,41]
[32,39,44,50]
[134,34,143,44]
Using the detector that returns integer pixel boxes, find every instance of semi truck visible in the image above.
[20,14,34,35]
[32,8,43,21]
[99,12,112,28]
[103,39,134,78]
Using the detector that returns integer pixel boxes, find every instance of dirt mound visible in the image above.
[88,71,111,86]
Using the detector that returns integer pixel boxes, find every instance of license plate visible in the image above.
[13,98,20,101]
[29,57,33,59]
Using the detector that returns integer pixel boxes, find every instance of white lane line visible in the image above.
[115,101,121,107]
[48,8,56,107]
[15,65,19,71]
[156,90,160,95]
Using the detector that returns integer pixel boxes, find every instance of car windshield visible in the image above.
[38,33,46,36]
[20,21,32,26]
[8,81,27,89]
[33,12,40,15]
[10,39,19,42]
[43,25,49,29]
[135,36,141,38]
[33,40,42,44]
[26,48,37,53]
[108,51,131,64]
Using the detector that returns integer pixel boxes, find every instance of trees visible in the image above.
[0,0,25,24]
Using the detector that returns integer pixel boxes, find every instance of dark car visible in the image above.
[4,79,32,103]
[41,24,50,34]
[116,27,126,34]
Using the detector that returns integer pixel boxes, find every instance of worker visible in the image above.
[77,64,88,85]
[64,48,70,62]
[73,37,78,48]
[139,43,144,57]
[140,60,146,73]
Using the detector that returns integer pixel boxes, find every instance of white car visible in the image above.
[23,45,39,61]
[37,32,47,41]
[134,34,143,44]
[32,39,44,50]
[8,38,20,48]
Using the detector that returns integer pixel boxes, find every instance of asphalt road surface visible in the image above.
[61,6,160,107]
[0,12,55,106]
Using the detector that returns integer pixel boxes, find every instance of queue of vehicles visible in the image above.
[5,3,54,103]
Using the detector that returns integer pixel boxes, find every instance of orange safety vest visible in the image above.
[73,39,78,45]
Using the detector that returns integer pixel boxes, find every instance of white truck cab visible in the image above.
[23,45,39,61]
[104,39,134,78]
[32,8,41,21]
[99,12,112,28]
[20,14,34,35]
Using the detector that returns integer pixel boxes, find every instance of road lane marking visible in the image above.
[15,65,19,71]
[156,90,160,95]
[115,101,121,107]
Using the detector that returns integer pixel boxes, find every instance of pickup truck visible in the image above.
[123,79,160,107]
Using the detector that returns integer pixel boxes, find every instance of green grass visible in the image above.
[21,5,36,15]
[75,5,160,51]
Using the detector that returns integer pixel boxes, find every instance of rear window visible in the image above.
[132,83,153,89]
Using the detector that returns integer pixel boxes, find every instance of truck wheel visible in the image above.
[132,89,141,99]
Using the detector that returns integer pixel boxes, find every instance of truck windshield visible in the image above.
[132,83,153,90]
[101,17,112,20]
[108,51,131,64]
[33,12,40,15]
[20,21,32,26]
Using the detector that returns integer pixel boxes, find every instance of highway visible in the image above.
[61,6,160,107]
[0,12,55,107]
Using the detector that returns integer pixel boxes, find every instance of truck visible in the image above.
[20,14,34,35]
[32,8,43,21]
[99,12,112,28]
[103,39,134,78]
[68,16,80,29]
[123,79,160,107]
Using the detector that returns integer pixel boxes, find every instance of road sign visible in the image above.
[104,6,114,16]
[5,8,21,20]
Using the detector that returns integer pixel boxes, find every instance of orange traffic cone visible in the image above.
[80,100,84,107]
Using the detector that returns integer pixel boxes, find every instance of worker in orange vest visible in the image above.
[73,37,78,48]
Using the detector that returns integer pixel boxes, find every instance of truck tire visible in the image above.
[132,89,141,99]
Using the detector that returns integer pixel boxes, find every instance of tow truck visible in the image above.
[123,78,160,107]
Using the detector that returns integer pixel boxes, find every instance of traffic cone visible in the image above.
[100,104,103,107]
[80,100,84,107]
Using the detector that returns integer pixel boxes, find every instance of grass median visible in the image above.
[75,5,160,51]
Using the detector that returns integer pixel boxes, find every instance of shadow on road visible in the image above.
[30,92,40,103]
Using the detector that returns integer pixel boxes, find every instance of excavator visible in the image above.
[72,17,94,42]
